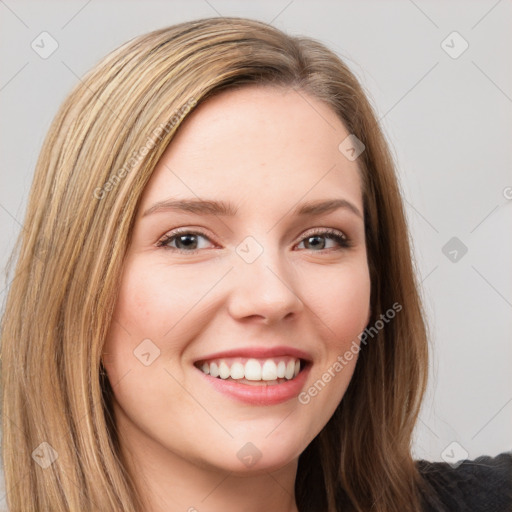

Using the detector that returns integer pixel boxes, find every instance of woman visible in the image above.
[1,17,510,512]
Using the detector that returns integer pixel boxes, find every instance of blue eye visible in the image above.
[296,229,350,251]
[156,230,213,254]
[156,228,351,254]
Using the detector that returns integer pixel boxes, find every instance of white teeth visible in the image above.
[219,361,230,379]
[244,359,262,381]
[197,357,303,382]
[210,362,219,378]
[230,362,245,379]
[285,360,295,380]
[261,360,278,381]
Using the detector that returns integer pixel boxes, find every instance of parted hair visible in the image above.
[1,17,429,511]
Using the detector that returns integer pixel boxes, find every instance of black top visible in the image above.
[416,451,512,511]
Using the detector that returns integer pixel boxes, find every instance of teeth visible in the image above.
[219,361,230,379]
[244,359,262,381]
[276,361,286,378]
[285,360,295,380]
[230,362,245,379]
[210,362,219,378]
[197,357,302,382]
[261,360,277,381]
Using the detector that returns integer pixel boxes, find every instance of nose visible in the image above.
[227,244,304,325]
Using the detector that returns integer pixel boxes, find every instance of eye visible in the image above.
[156,229,214,254]
[296,229,350,251]
[156,228,351,255]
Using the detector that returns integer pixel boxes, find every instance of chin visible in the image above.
[218,433,306,474]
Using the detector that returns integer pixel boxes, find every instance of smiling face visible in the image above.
[102,85,371,476]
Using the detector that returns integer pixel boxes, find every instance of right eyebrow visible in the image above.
[142,199,239,217]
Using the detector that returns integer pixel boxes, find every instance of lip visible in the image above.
[193,345,313,365]
[194,345,313,405]
[198,365,311,405]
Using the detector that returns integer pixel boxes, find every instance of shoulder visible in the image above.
[415,451,512,512]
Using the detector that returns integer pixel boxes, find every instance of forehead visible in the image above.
[140,85,363,215]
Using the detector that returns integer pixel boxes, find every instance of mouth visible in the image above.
[193,356,309,386]
[192,348,312,405]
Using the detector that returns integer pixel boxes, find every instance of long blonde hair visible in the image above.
[1,17,429,511]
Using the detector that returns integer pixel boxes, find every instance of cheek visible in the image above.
[102,258,231,384]
[105,255,371,367]
[110,261,216,339]
[303,260,371,342]
[102,261,209,419]
[102,263,172,376]
[294,263,370,434]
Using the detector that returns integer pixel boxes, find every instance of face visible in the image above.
[102,85,371,475]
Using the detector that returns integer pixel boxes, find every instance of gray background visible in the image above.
[1,0,511,502]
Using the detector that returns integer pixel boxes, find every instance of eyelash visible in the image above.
[156,228,351,255]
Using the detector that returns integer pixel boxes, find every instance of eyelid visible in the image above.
[301,227,347,240]
[156,226,351,253]
[156,228,217,253]
[297,227,351,250]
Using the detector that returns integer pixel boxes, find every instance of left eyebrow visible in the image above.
[142,197,363,219]
[293,198,363,219]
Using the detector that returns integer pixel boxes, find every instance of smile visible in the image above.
[195,356,302,384]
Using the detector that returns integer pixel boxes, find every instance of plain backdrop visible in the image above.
[1,0,511,503]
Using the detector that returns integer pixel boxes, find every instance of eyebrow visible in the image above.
[142,197,363,219]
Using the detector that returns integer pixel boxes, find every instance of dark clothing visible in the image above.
[416,451,512,511]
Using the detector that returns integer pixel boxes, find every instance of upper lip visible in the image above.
[194,345,313,364]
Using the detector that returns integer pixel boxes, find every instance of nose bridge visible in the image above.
[228,234,303,321]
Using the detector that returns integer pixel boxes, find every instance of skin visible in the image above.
[102,85,371,512]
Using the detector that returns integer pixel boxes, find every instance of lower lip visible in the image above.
[197,364,311,405]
